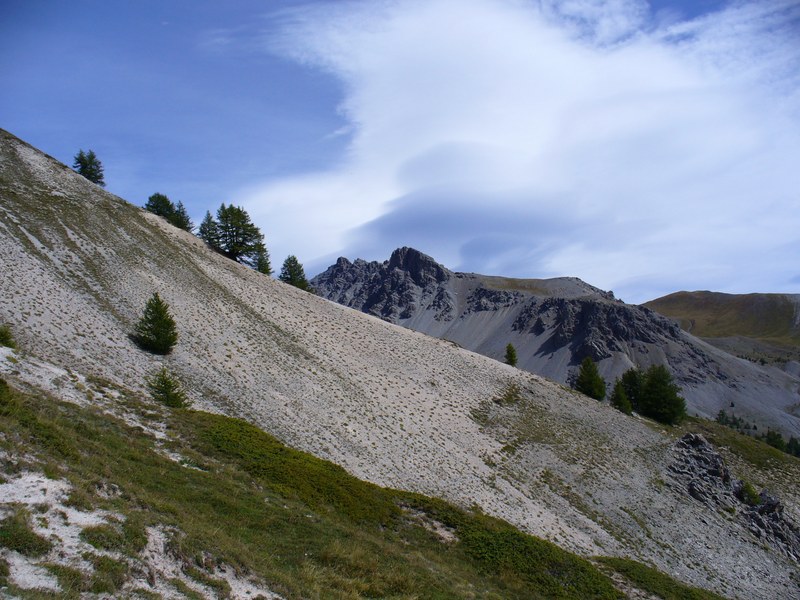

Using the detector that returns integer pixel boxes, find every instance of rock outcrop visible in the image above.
[670,433,800,562]
[312,250,800,436]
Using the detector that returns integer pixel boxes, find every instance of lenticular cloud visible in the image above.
[241,0,800,302]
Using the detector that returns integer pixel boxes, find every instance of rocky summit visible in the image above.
[312,248,800,437]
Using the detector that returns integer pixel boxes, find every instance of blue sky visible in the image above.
[2,0,799,303]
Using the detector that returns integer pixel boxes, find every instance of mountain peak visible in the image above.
[387,247,450,285]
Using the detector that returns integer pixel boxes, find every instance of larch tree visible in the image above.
[172,201,193,232]
[72,149,105,187]
[574,356,606,400]
[133,292,178,355]
[144,193,193,232]
[198,210,220,248]
[609,379,632,415]
[639,365,686,425]
[147,367,187,408]
[279,255,310,291]
[504,343,518,367]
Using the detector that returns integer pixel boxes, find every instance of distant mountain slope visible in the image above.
[2,128,800,598]
[644,291,800,363]
[312,248,800,436]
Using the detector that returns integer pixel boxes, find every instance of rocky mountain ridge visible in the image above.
[312,248,800,437]
[2,128,800,598]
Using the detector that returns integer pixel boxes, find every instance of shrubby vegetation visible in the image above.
[596,557,728,600]
[198,203,271,275]
[133,292,178,355]
[143,192,193,231]
[0,324,15,349]
[737,480,761,507]
[575,356,606,400]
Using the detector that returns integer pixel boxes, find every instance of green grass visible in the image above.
[45,564,85,598]
[677,417,795,471]
[493,382,523,405]
[0,375,732,598]
[0,508,52,557]
[644,291,800,348]
[86,553,128,594]
[597,557,729,600]
[79,515,146,555]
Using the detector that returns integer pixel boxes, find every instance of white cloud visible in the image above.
[237,0,800,302]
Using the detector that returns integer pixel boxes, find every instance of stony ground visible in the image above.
[2,129,800,598]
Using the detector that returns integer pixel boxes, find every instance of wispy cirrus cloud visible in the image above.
[238,0,800,302]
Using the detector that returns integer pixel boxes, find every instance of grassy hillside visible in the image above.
[1,374,735,599]
[644,291,799,345]
[644,291,800,361]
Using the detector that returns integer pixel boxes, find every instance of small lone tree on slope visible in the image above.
[279,255,310,291]
[72,149,105,187]
[133,292,178,354]
[575,356,606,400]
[147,367,187,408]
[505,343,518,367]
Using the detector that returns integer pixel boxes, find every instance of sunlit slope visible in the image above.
[645,291,800,361]
[645,291,800,342]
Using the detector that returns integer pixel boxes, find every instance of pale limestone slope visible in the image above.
[1,129,798,599]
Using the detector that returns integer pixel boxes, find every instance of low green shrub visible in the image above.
[87,554,128,594]
[495,382,523,405]
[738,480,761,507]
[0,324,15,349]
[0,508,53,557]
[80,515,146,555]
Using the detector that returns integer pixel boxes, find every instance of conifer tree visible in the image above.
[639,365,686,425]
[198,210,220,249]
[133,292,178,355]
[504,343,518,367]
[254,242,272,276]
[172,201,193,232]
[279,255,310,290]
[197,204,270,272]
[620,367,644,411]
[575,356,606,400]
[609,379,632,414]
[144,193,174,218]
[145,194,193,232]
[147,367,186,408]
[72,149,105,186]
